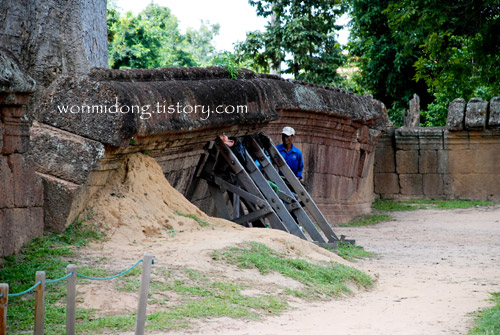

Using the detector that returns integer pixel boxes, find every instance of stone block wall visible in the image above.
[374,97,500,201]
[265,105,382,223]
[0,49,44,257]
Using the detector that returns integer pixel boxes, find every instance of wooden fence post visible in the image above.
[66,265,77,335]
[34,271,46,335]
[135,253,153,335]
[0,284,8,335]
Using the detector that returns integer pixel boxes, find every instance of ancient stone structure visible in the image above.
[28,68,390,231]
[1,0,389,256]
[374,97,500,200]
[0,48,44,257]
[264,95,386,222]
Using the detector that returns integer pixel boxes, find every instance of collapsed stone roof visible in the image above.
[36,66,390,147]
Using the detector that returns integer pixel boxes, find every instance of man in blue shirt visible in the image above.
[276,126,304,180]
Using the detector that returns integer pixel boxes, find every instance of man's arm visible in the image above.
[296,151,304,179]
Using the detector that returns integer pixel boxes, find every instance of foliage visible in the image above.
[347,0,500,126]
[213,242,372,298]
[336,242,375,261]
[0,215,104,334]
[235,0,348,86]
[469,292,500,335]
[340,213,392,227]
[176,211,211,227]
[372,198,496,212]
[107,3,220,69]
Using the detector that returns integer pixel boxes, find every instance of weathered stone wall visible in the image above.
[374,97,500,201]
[0,49,44,257]
[28,67,390,231]
[264,96,385,223]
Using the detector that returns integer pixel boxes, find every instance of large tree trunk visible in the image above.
[0,0,108,89]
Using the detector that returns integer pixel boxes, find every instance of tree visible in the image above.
[347,0,431,126]
[235,0,347,86]
[387,0,500,125]
[108,3,219,69]
[348,0,500,126]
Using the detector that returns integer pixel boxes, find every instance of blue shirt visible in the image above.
[276,144,304,179]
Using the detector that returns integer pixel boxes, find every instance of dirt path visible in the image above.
[174,206,500,335]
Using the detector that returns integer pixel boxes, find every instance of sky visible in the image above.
[113,0,350,52]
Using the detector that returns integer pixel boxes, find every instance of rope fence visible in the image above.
[0,252,154,335]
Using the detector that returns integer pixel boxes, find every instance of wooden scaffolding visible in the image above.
[198,132,351,248]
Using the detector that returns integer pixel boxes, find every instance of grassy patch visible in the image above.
[213,242,372,299]
[469,292,500,335]
[336,242,376,262]
[176,211,210,227]
[372,198,496,212]
[0,213,104,334]
[340,213,392,227]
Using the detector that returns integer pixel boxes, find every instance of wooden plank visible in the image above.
[214,177,267,207]
[0,284,8,335]
[248,136,327,243]
[66,264,77,335]
[214,139,288,232]
[233,208,273,225]
[135,253,153,335]
[207,183,232,220]
[34,271,46,335]
[264,137,339,242]
[243,150,308,240]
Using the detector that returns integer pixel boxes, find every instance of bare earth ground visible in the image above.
[150,206,498,335]
[80,154,500,334]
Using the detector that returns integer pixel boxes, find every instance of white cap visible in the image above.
[282,126,295,136]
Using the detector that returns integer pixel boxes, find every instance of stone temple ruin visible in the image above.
[1,0,499,257]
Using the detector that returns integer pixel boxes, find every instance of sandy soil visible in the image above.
[80,153,500,334]
[166,206,500,335]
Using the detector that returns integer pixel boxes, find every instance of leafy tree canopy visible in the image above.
[107,3,220,69]
[234,0,348,86]
[348,0,500,126]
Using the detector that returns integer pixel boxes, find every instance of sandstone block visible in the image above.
[446,98,466,131]
[465,98,488,130]
[8,154,43,207]
[374,143,395,173]
[423,174,444,197]
[419,150,439,173]
[1,115,30,154]
[0,207,43,257]
[40,174,81,232]
[28,122,105,185]
[488,97,500,129]
[418,127,444,150]
[0,156,14,208]
[374,173,399,195]
[399,174,423,195]
[396,150,419,174]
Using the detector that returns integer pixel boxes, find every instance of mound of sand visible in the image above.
[84,153,345,264]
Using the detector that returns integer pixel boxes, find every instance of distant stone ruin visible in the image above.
[374,97,500,200]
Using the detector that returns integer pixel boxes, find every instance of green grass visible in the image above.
[341,198,497,228]
[176,211,211,227]
[0,214,104,334]
[340,214,392,227]
[469,292,500,335]
[213,242,372,299]
[372,198,495,212]
[336,242,376,262]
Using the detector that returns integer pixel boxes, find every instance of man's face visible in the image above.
[282,134,294,146]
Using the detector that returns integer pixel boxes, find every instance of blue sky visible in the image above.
[114,0,349,52]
